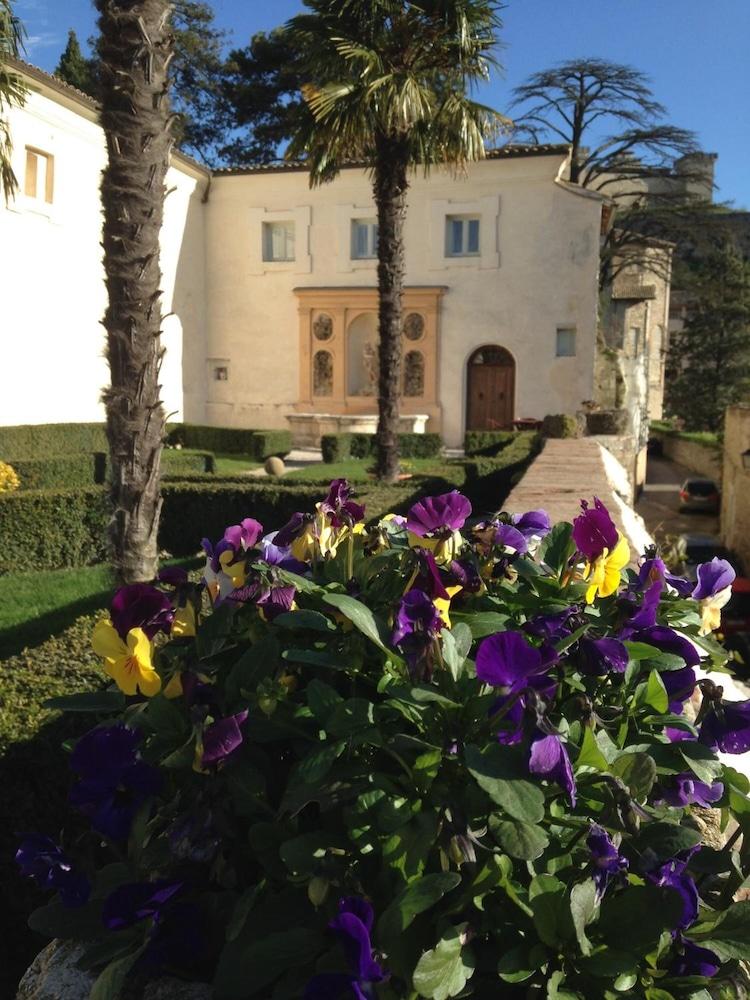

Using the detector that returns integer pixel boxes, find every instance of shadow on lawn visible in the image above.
[1,712,94,996]
[0,589,112,660]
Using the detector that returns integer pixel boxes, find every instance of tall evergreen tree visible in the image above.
[666,243,750,432]
[287,0,506,482]
[0,0,25,199]
[95,0,174,583]
[55,29,97,97]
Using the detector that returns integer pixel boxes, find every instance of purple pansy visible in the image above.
[168,810,219,864]
[647,852,699,930]
[699,699,750,754]
[15,834,90,907]
[528,731,577,805]
[141,901,208,973]
[587,824,628,899]
[524,607,576,643]
[110,583,174,641]
[320,479,365,528]
[511,509,551,544]
[256,581,297,621]
[661,666,698,714]
[572,497,618,561]
[407,491,472,537]
[259,531,308,574]
[477,631,557,745]
[201,710,248,767]
[474,519,528,556]
[392,590,444,673]
[304,897,387,1000]
[656,774,724,808]
[274,511,315,549]
[412,548,451,601]
[670,937,720,978]
[692,558,736,600]
[627,625,701,668]
[158,566,189,588]
[637,557,693,598]
[222,517,263,552]
[576,637,629,676]
[69,724,162,842]
[447,556,483,593]
[102,880,183,930]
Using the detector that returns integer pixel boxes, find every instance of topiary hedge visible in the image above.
[541,413,585,439]
[321,432,442,463]
[11,450,213,489]
[0,422,108,458]
[464,431,541,510]
[249,430,293,460]
[166,423,257,454]
[463,429,516,456]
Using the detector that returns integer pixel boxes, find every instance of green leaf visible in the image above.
[378,872,461,944]
[540,522,575,575]
[456,611,510,638]
[643,670,669,713]
[306,679,344,725]
[28,897,105,940]
[491,816,549,860]
[613,972,638,992]
[623,641,661,661]
[226,884,264,942]
[413,749,442,794]
[412,924,475,1000]
[497,943,548,983]
[464,744,545,823]
[679,741,723,783]
[599,885,684,952]
[645,989,676,1000]
[289,740,345,787]
[576,726,610,771]
[274,609,335,632]
[89,949,145,1000]
[280,832,338,877]
[570,879,599,957]
[322,592,390,651]
[529,875,572,949]
[691,900,750,960]
[43,690,126,713]
[214,927,324,998]
[441,628,467,682]
[635,822,702,861]
[611,752,657,800]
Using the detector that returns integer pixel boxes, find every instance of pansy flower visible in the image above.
[473,519,528,557]
[511,509,551,552]
[573,498,630,603]
[304,896,388,1000]
[409,548,462,628]
[699,698,750,754]
[637,556,693,598]
[259,530,308,574]
[528,731,577,805]
[655,773,724,808]
[669,937,720,978]
[202,517,264,599]
[319,478,366,529]
[102,880,183,930]
[69,723,162,841]
[476,631,556,744]
[110,584,174,640]
[646,851,699,930]
[576,637,629,676]
[407,490,472,564]
[199,710,248,769]
[92,618,161,697]
[587,824,628,899]
[692,558,736,635]
[15,834,90,907]
[392,589,445,677]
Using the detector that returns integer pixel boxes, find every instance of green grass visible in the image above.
[285,457,463,484]
[650,421,719,447]
[213,452,262,475]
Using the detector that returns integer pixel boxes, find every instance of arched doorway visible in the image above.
[466,345,515,431]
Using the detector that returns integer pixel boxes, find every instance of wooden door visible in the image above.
[466,346,515,431]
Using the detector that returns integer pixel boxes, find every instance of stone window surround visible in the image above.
[429,195,501,271]
[293,285,445,432]
[336,204,379,273]
[248,205,312,275]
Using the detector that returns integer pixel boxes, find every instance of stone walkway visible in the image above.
[504,438,653,559]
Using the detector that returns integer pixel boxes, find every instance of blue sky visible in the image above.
[17,0,750,208]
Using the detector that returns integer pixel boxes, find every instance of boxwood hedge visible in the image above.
[321,432,442,463]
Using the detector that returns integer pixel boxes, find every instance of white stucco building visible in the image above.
[1,60,639,448]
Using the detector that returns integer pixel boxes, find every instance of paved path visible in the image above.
[636,454,719,540]
[504,438,653,559]
[246,448,323,478]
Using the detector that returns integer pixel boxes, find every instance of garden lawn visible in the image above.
[213,452,263,475]
[285,457,466,484]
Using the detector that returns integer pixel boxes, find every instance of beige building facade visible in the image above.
[1,61,650,449]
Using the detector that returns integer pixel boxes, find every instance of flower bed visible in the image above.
[16,484,750,999]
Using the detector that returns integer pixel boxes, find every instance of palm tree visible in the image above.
[287,1,506,482]
[0,0,26,200]
[94,0,174,583]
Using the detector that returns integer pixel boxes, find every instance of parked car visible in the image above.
[679,477,720,514]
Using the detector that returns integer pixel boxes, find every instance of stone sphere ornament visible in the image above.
[264,455,285,477]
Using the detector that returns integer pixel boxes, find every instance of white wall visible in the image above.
[0,78,207,428]
[203,156,602,446]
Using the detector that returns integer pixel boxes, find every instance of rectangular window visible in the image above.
[351,218,378,259]
[556,328,576,357]
[445,215,480,257]
[24,147,54,203]
[262,220,295,262]
[627,326,642,358]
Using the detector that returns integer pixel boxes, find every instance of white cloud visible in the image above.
[25,31,63,51]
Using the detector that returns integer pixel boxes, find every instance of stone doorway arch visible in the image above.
[466,345,515,431]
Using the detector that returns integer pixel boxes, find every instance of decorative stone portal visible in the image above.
[293,286,444,436]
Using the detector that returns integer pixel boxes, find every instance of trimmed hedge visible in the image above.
[463,430,516,457]
[249,430,293,461]
[321,432,442,463]
[0,422,107,458]
[167,424,291,461]
[161,449,215,476]
[12,453,107,489]
[464,432,541,511]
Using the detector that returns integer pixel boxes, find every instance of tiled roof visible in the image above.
[214,143,571,176]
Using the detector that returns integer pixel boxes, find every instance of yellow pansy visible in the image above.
[407,530,463,566]
[91,619,161,697]
[585,534,630,604]
[172,603,197,638]
[433,585,463,629]
[698,588,732,636]
[218,549,248,590]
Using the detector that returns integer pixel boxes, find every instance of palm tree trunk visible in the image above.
[95,0,173,583]
[374,135,409,483]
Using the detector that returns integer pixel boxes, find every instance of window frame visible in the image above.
[24,146,55,204]
[350,218,379,260]
[445,214,481,258]
[262,220,296,263]
[555,328,577,358]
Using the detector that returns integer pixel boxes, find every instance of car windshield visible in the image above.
[686,481,717,496]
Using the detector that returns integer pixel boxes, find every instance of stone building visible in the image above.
[722,405,750,573]
[0,59,665,449]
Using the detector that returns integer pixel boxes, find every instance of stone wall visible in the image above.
[651,431,722,482]
[721,406,750,572]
